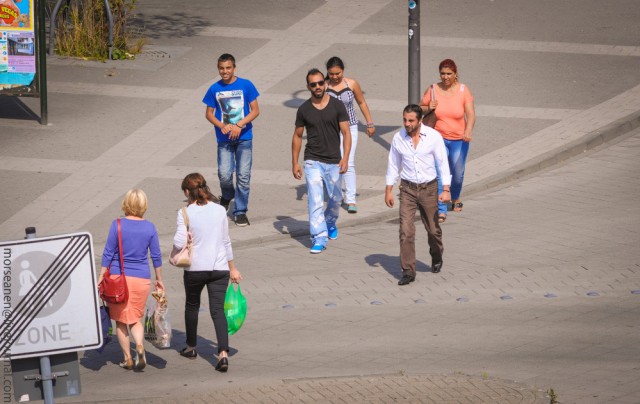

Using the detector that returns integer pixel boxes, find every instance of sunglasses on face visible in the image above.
[308,80,325,88]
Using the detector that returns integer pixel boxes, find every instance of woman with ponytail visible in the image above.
[173,173,242,372]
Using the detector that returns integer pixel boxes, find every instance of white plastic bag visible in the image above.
[144,290,172,348]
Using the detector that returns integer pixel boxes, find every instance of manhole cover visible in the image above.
[138,45,190,60]
[139,50,171,59]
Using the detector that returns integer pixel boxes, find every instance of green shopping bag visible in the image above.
[224,283,247,335]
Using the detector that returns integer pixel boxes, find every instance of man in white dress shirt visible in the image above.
[385,104,452,285]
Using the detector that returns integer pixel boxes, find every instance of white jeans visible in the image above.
[339,124,358,204]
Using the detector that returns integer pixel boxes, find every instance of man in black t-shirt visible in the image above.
[292,68,351,254]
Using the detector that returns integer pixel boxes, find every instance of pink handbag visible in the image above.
[423,84,437,128]
[169,207,193,267]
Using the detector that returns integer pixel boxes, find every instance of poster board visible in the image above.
[0,0,37,96]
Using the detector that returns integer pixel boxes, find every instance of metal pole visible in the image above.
[37,0,48,125]
[25,227,55,404]
[48,0,66,56]
[104,0,114,60]
[408,0,421,105]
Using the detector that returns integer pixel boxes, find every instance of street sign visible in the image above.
[0,232,102,359]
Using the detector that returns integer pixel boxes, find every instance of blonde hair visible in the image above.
[121,188,148,217]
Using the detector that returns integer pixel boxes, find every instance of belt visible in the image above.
[400,178,437,189]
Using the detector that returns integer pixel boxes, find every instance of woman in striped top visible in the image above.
[326,56,376,214]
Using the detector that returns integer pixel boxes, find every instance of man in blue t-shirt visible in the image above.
[203,53,260,227]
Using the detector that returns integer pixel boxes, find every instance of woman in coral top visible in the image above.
[420,59,476,222]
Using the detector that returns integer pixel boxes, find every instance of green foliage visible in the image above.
[547,388,559,404]
[52,0,143,60]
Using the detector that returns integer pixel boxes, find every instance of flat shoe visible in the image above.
[347,204,358,214]
[119,358,134,370]
[216,357,228,372]
[134,345,146,370]
[398,275,415,286]
[438,214,447,223]
[432,260,443,274]
[180,347,198,359]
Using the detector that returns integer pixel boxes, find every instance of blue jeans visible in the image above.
[438,139,470,215]
[304,160,342,247]
[218,139,252,216]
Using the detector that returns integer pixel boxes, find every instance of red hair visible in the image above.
[439,59,458,73]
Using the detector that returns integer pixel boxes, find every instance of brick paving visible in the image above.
[2,1,640,403]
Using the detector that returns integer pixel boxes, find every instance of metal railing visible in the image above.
[48,0,114,59]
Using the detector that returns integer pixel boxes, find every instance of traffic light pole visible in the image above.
[408,0,421,105]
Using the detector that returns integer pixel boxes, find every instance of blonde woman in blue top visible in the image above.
[98,188,164,371]
[326,56,376,214]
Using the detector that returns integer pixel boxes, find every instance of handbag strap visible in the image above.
[181,207,190,231]
[116,218,126,281]
[430,84,436,102]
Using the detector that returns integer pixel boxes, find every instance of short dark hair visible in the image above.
[306,68,324,84]
[326,56,345,71]
[217,53,236,66]
[403,104,423,120]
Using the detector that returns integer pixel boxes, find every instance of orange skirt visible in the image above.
[107,275,151,325]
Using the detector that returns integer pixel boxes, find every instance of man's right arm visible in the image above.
[385,185,395,208]
[385,135,401,208]
[205,106,224,130]
[291,126,305,180]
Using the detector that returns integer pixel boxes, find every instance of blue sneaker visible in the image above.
[310,243,326,254]
[327,225,338,240]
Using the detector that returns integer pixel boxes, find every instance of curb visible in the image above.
[464,109,640,196]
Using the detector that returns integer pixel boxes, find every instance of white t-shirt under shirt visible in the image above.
[173,202,233,272]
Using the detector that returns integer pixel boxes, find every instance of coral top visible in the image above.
[422,83,473,141]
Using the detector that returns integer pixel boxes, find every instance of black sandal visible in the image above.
[438,214,447,223]
[452,201,463,212]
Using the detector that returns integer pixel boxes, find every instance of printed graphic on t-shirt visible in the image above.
[216,90,245,124]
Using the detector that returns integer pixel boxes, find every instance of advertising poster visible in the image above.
[0,0,36,92]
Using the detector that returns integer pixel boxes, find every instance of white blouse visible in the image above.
[173,202,233,272]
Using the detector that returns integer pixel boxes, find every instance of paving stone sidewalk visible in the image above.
[60,130,640,404]
[115,374,547,404]
[2,1,640,403]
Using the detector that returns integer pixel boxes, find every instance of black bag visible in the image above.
[96,305,113,353]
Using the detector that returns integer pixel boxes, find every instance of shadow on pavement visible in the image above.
[80,335,169,371]
[273,216,309,246]
[364,253,429,280]
[358,122,396,152]
[294,183,306,201]
[132,13,210,39]
[79,328,237,371]
[0,97,40,122]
